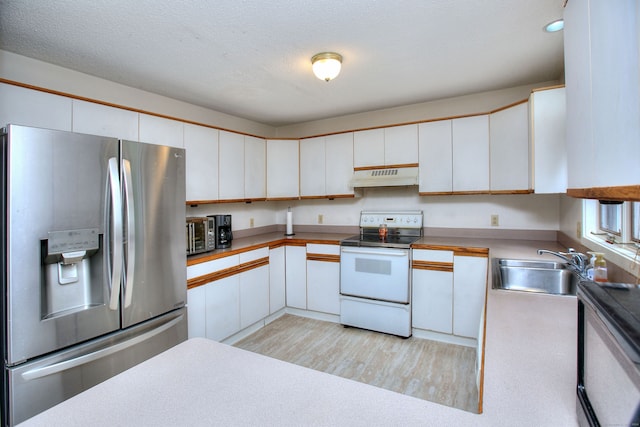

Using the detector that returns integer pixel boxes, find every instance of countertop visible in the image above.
[19,286,578,426]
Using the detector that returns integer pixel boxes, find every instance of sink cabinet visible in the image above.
[412,247,488,344]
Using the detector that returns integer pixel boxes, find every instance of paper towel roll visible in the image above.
[285,209,294,236]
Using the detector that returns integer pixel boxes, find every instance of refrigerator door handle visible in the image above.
[122,158,135,309]
[20,313,184,381]
[107,157,123,311]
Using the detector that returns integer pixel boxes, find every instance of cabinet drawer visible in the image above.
[413,249,454,263]
[187,255,239,280]
[239,247,269,263]
[307,243,340,256]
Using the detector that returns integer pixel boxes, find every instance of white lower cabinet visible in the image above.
[285,245,307,309]
[269,246,286,314]
[239,248,270,329]
[205,275,240,341]
[187,248,270,342]
[412,248,488,342]
[306,244,340,315]
[453,255,488,338]
[412,250,454,334]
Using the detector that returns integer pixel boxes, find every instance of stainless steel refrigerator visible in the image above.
[1,124,188,425]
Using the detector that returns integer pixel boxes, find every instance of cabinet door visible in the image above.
[412,269,453,333]
[490,102,530,192]
[300,136,326,197]
[0,83,72,131]
[219,130,245,200]
[204,275,240,342]
[384,124,418,166]
[418,120,453,193]
[72,100,138,140]
[269,246,286,314]
[186,286,206,339]
[139,114,184,148]
[412,250,454,333]
[452,115,490,192]
[589,0,640,187]
[184,124,219,202]
[564,0,594,189]
[267,139,299,199]
[306,244,340,315]
[240,265,269,329]
[325,133,354,196]
[353,128,384,168]
[285,245,307,309]
[453,255,488,338]
[530,88,566,193]
[244,135,266,199]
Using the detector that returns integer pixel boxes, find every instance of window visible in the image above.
[599,202,622,235]
[632,202,640,243]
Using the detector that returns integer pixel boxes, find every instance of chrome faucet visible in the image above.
[537,248,589,276]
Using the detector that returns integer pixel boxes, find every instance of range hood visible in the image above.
[350,167,419,188]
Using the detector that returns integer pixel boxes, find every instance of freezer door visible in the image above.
[6,307,187,426]
[121,140,186,328]
[3,125,121,365]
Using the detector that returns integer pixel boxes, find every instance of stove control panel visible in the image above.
[359,211,423,229]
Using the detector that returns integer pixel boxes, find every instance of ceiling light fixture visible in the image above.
[544,19,564,32]
[311,52,342,82]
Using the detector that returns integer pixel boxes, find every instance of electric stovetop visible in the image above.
[578,280,640,363]
[340,234,421,249]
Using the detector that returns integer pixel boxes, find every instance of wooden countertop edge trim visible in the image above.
[306,253,340,263]
[412,260,454,272]
[412,244,489,256]
[187,257,269,289]
[354,163,419,171]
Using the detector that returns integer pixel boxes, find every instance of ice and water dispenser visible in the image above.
[41,228,102,319]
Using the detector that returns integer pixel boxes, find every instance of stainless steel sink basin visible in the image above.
[492,258,578,295]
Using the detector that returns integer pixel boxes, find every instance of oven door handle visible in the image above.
[341,247,408,257]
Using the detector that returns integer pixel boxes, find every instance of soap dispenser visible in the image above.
[593,253,608,282]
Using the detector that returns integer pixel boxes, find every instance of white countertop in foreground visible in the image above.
[19,286,578,427]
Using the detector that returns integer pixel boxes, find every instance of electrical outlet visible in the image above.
[249,218,254,228]
[318,214,324,224]
[491,214,499,227]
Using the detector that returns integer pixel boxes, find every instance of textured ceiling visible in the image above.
[0,0,565,127]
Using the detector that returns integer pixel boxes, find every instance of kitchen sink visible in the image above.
[492,258,578,295]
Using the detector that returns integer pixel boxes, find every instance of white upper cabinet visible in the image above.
[384,124,418,166]
[452,115,490,192]
[139,113,184,148]
[267,139,299,199]
[72,100,138,140]
[530,87,566,194]
[218,130,245,201]
[300,136,326,197]
[184,124,219,203]
[353,128,385,168]
[564,0,640,189]
[300,133,354,198]
[0,83,72,131]
[325,133,354,196]
[418,120,453,194]
[353,124,418,168]
[244,135,266,200]
[489,102,531,192]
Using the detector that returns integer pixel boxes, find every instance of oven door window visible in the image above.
[340,247,409,303]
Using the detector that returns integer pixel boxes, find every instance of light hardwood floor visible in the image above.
[234,314,479,413]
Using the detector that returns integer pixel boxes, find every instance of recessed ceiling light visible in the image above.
[544,19,564,33]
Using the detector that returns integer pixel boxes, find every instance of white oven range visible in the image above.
[339,211,423,337]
